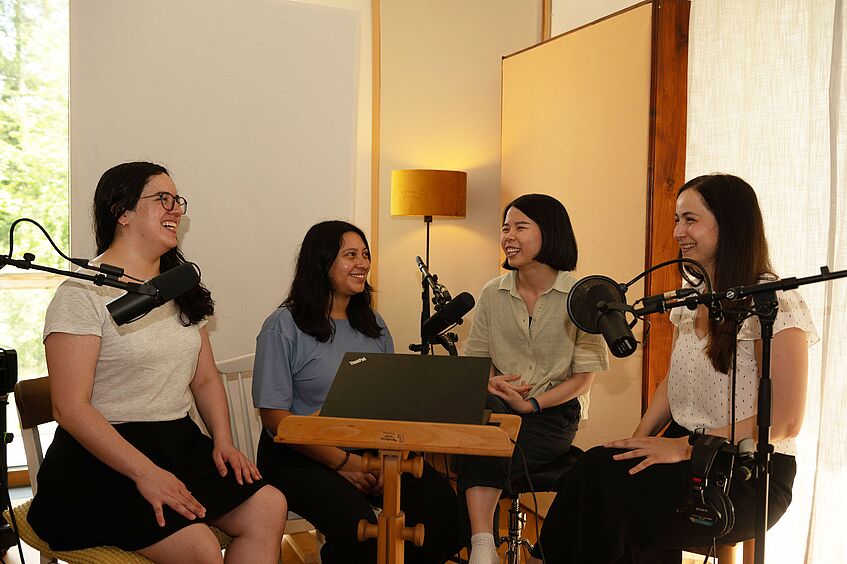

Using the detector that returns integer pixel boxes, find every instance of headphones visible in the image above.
[678,432,736,538]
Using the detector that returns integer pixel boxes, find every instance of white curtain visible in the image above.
[686,1,846,562]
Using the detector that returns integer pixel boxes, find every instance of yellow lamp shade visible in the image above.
[390,169,467,218]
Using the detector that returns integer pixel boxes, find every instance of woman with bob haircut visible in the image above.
[527,174,817,563]
[457,193,609,564]
[252,220,460,564]
[28,161,287,563]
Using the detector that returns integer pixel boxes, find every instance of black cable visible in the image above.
[511,438,545,564]
[6,218,70,263]
[4,217,146,282]
[623,257,713,295]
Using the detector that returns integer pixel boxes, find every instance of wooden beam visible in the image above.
[371,0,381,307]
[643,0,690,412]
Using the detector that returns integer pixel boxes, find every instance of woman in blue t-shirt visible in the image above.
[252,220,459,564]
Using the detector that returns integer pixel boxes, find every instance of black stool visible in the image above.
[499,446,583,564]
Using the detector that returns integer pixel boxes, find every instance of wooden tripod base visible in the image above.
[356,452,426,563]
[276,414,521,564]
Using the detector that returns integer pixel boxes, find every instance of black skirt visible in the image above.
[27,416,266,551]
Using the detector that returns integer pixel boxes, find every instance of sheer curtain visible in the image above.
[685,1,846,562]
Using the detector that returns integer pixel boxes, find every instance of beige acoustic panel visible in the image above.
[501,3,652,456]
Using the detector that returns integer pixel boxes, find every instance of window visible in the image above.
[1,0,69,477]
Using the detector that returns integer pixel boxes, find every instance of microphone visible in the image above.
[415,256,451,302]
[637,287,700,315]
[107,263,200,325]
[567,275,638,358]
[642,287,698,304]
[422,292,475,336]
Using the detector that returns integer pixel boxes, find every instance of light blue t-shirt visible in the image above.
[252,306,394,419]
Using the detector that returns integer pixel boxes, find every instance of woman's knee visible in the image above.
[249,485,288,531]
[139,523,223,564]
[216,485,288,538]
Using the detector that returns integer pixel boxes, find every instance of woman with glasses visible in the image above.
[252,220,460,564]
[28,161,287,563]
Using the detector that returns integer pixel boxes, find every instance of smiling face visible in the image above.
[119,173,183,256]
[328,231,371,301]
[674,188,719,276]
[500,206,543,270]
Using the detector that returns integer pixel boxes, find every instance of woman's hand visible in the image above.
[489,377,534,413]
[212,440,262,485]
[489,374,531,398]
[338,453,383,495]
[135,465,207,527]
[603,436,693,475]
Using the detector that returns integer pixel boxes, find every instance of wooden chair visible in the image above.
[2,376,231,564]
[686,539,754,564]
[213,353,321,563]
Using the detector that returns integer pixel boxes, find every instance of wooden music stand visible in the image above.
[276,413,521,564]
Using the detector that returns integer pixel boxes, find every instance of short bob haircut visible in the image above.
[284,220,383,342]
[502,193,578,272]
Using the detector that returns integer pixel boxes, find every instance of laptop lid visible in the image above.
[320,352,491,425]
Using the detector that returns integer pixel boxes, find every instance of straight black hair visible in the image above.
[284,220,382,342]
[502,193,578,271]
[93,162,214,326]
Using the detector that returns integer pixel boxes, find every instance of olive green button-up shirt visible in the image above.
[464,270,609,419]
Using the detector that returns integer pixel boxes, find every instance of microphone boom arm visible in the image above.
[0,253,155,296]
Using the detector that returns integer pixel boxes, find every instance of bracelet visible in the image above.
[528,397,542,414]
[333,451,351,472]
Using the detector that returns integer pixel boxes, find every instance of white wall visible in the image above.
[70,0,362,360]
[551,0,643,35]
[377,0,542,353]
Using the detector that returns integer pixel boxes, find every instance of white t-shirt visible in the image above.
[667,286,818,456]
[43,278,202,423]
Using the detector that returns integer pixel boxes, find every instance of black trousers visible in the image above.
[454,394,580,545]
[532,429,796,563]
[257,432,461,564]
[456,395,581,495]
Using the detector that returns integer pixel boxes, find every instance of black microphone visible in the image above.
[107,263,200,326]
[588,285,638,358]
[422,292,475,336]
[637,287,700,315]
[415,256,451,302]
[567,275,638,358]
[642,287,698,305]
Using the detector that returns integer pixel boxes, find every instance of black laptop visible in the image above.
[320,352,492,425]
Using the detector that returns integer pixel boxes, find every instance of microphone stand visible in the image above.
[0,253,157,297]
[631,265,847,564]
[410,257,460,356]
[411,273,435,355]
[410,274,460,356]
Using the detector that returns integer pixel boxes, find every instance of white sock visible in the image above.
[469,532,499,564]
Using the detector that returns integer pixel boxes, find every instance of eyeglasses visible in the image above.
[138,192,188,214]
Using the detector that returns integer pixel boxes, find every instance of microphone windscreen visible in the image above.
[152,262,200,301]
[586,284,619,310]
[567,275,626,334]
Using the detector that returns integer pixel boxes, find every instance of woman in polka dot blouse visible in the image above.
[527,174,818,563]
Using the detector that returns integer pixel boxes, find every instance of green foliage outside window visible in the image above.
[1,0,69,380]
